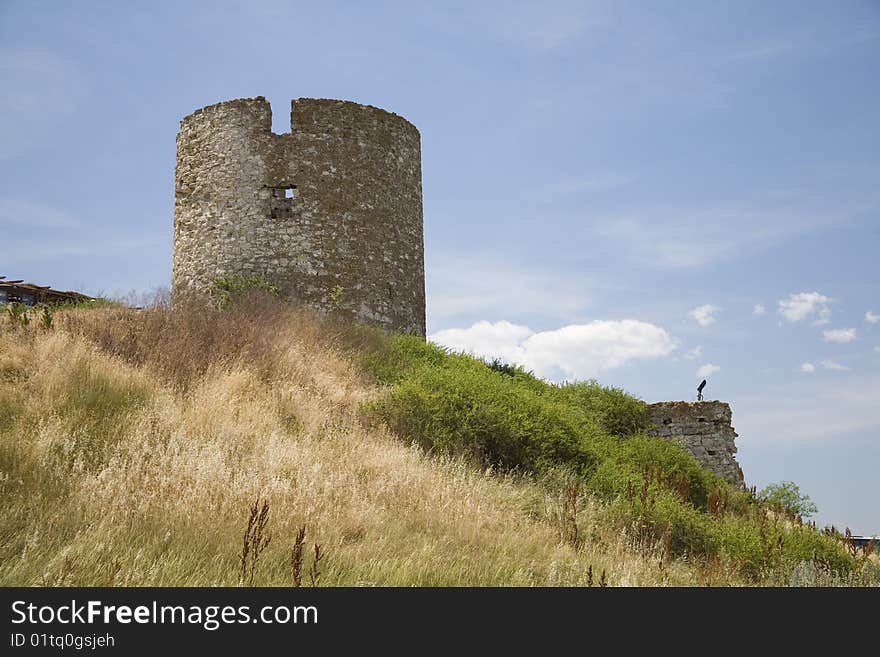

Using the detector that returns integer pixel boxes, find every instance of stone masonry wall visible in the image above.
[646,401,745,487]
[172,96,425,335]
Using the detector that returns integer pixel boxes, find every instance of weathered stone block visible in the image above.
[645,401,745,487]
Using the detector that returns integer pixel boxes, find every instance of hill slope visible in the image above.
[0,299,875,586]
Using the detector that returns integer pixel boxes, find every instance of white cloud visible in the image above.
[875,346,880,354]
[753,303,766,316]
[799,362,816,373]
[822,328,857,344]
[684,346,703,360]
[429,319,678,381]
[427,320,532,362]
[696,363,720,378]
[866,310,879,324]
[821,359,849,371]
[590,202,853,269]
[778,292,832,324]
[689,304,720,327]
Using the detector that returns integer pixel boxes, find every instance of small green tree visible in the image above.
[759,481,818,518]
[40,305,54,330]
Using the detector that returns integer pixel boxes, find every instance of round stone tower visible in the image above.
[172,96,425,335]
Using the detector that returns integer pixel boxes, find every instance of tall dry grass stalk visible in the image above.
[1,302,871,586]
[291,525,306,587]
[240,499,272,586]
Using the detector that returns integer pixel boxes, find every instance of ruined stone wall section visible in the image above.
[646,401,745,487]
[172,96,425,336]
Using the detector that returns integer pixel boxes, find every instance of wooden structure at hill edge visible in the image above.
[0,275,93,306]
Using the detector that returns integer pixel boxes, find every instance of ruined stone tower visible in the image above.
[172,96,425,335]
[646,401,745,487]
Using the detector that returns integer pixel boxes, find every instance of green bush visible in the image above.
[553,381,651,437]
[588,434,719,510]
[210,274,279,310]
[6,303,29,328]
[368,355,605,474]
[361,333,446,385]
[646,490,716,557]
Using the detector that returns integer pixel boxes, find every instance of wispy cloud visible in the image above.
[753,303,766,316]
[0,195,164,272]
[799,362,816,373]
[725,24,880,63]
[866,310,879,324]
[736,373,880,446]
[590,202,850,269]
[684,346,703,360]
[1,235,162,269]
[429,318,678,382]
[426,252,595,329]
[822,328,857,344]
[490,4,611,51]
[821,359,849,372]
[689,304,720,327]
[542,173,636,196]
[0,198,79,229]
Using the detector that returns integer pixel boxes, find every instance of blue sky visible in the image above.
[2,1,878,532]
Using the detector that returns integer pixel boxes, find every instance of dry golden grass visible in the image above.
[0,303,772,586]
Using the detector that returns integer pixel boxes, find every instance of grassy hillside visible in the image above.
[1,297,876,586]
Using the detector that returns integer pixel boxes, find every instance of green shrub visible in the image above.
[588,435,719,510]
[39,305,53,330]
[367,354,605,474]
[487,357,526,377]
[6,303,29,328]
[553,381,651,437]
[210,274,279,310]
[646,490,716,557]
[361,334,448,385]
[759,481,818,519]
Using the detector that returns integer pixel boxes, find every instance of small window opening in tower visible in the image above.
[268,185,297,219]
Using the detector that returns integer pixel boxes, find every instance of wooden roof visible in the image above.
[0,275,93,304]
